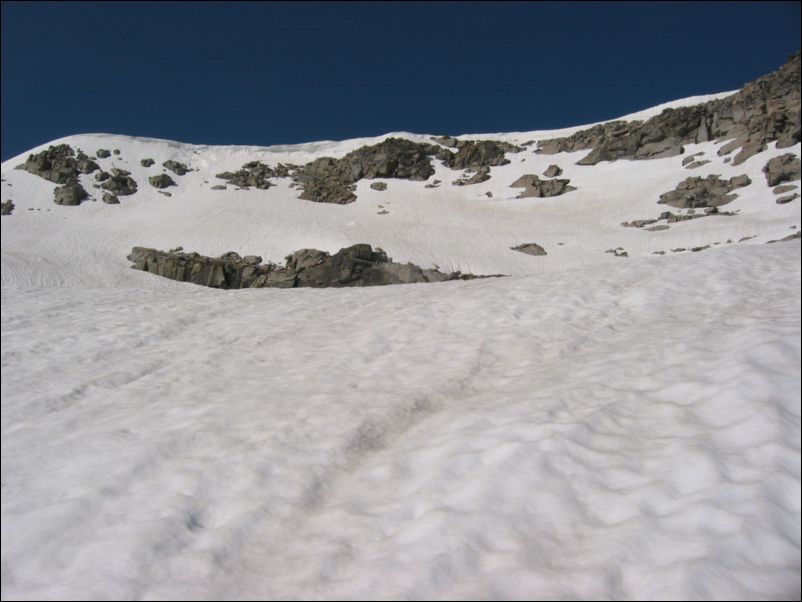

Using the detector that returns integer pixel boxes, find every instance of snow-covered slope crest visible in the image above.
[1,55,800,601]
[1,108,799,288]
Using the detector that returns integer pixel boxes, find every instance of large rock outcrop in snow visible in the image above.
[439,139,523,170]
[16,144,100,184]
[54,182,89,206]
[763,153,801,186]
[537,52,800,166]
[293,138,444,204]
[657,174,752,209]
[215,161,284,190]
[510,174,576,198]
[128,244,480,288]
[291,137,523,203]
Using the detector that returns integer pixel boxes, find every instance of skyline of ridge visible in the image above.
[2,1,800,161]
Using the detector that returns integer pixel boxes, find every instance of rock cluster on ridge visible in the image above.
[290,137,523,203]
[536,52,800,166]
[215,161,287,190]
[16,144,99,185]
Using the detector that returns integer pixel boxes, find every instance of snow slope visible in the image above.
[1,90,800,600]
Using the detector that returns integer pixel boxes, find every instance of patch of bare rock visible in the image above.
[128,244,494,289]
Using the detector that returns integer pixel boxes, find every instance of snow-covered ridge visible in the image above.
[1,71,800,600]
[0,91,739,169]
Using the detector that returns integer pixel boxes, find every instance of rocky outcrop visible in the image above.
[439,140,523,170]
[215,161,278,190]
[1,200,14,215]
[163,160,189,176]
[511,243,547,256]
[101,169,138,196]
[763,153,801,186]
[141,158,155,167]
[543,164,563,178]
[16,144,100,184]
[621,207,737,228]
[149,174,176,189]
[657,175,751,208]
[290,137,522,203]
[453,166,491,186]
[54,182,89,206]
[96,149,111,158]
[773,184,798,195]
[766,231,801,243]
[293,138,443,204]
[776,193,799,204]
[510,174,576,198]
[95,170,110,182]
[537,52,800,166]
[431,135,460,148]
[370,182,387,191]
[128,244,481,289]
[102,193,120,204]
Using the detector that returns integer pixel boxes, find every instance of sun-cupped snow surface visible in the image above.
[1,241,800,600]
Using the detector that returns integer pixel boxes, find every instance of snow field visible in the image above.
[2,241,800,600]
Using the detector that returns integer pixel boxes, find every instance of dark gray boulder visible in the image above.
[1,200,14,215]
[163,160,189,176]
[95,171,110,182]
[773,184,798,195]
[776,193,799,204]
[102,193,120,204]
[140,158,155,167]
[543,164,563,178]
[682,152,704,166]
[96,149,111,158]
[113,149,121,155]
[684,159,711,169]
[370,182,388,191]
[54,182,88,206]
[763,153,801,186]
[512,243,547,256]
[149,174,176,189]
[510,174,576,197]
[101,173,138,196]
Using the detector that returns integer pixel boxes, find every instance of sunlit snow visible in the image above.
[1,93,800,600]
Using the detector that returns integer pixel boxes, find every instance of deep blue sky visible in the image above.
[2,1,800,161]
